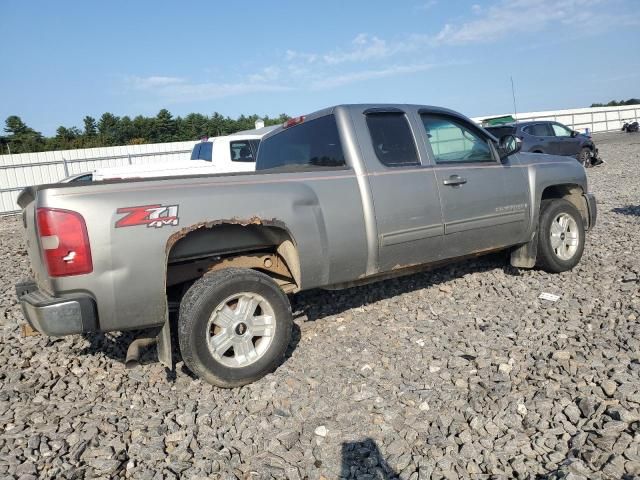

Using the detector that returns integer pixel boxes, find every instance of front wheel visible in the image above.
[536,199,585,273]
[178,268,293,387]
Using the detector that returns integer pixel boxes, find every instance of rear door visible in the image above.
[523,123,555,153]
[356,109,445,272]
[419,113,530,258]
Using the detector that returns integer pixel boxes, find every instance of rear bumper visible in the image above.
[16,280,98,336]
[583,193,597,230]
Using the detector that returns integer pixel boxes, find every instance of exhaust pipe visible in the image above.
[125,337,157,369]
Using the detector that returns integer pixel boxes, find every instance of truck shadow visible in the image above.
[341,438,399,479]
[77,321,302,382]
[293,252,518,324]
[612,205,640,216]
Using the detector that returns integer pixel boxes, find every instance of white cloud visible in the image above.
[311,63,437,89]
[432,0,610,45]
[286,34,393,66]
[129,76,186,89]
[415,0,437,11]
[126,75,290,102]
[124,0,632,102]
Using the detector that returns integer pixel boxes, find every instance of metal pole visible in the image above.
[62,157,69,177]
[510,76,518,122]
[128,154,132,165]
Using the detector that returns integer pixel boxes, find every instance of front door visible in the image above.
[551,122,580,156]
[420,114,530,259]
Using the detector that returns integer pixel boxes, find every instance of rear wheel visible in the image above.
[577,147,592,167]
[536,199,585,273]
[178,268,293,387]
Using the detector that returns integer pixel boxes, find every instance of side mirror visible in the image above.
[571,130,578,138]
[498,134,522,160]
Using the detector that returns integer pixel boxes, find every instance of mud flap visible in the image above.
[510,231,538,268]
[156,319,173,369]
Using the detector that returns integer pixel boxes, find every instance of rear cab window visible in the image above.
[256,115,345,170]
[191,142,213,161]
[365,112,420,167]
[230,140,256,162]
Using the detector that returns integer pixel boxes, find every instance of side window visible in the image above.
[365,113,420,167]
[257,115,345,170]
[551,124,572,137]
[191,142,213,161]
[421,115,494,164]
[527,123,554,137]
[230,140,255,162]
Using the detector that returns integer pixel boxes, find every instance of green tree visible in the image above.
[97,112,120,145]
[3,116,44,153]
[83,116,97,137]
[1,110,294,155]
[154,109,177,142]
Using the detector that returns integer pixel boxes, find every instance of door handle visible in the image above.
[443,175,467,186]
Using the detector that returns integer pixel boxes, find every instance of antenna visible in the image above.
[510,76,518,123]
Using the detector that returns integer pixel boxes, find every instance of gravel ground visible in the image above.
[1,132,639,480]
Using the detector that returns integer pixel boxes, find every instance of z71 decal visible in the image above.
[116,204,179,228]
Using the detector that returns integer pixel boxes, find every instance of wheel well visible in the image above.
[532,150,544,154]
[541,184,588,224]
[165,222,300,294]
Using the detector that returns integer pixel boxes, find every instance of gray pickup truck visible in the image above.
[16,104,596,387]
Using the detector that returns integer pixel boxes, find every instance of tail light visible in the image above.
[36,208,93,277]
[283,116,305,128]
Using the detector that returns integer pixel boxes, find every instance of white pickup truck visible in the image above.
[63,126,277,183]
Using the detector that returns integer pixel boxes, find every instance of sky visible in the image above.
[2,0,639,136]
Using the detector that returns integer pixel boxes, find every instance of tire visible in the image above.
[577,147,592,168]
[536,199,585,273]
[178,268,292,387]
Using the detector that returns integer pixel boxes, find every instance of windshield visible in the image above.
[191,142,213,161]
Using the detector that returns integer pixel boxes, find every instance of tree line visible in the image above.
[590,98,640,108]
[0,109,290,155]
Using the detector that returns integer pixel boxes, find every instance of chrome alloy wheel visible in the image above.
[206,292,276,368]
[550,213,580,261]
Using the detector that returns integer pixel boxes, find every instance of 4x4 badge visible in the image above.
[115,204,179,228]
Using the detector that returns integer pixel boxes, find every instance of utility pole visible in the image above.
[510,76,518,123]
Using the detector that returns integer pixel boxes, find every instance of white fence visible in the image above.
[1,104,639,214]
[0,140,197,214]
[472,104,640,134]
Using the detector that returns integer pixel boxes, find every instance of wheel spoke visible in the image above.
[565,232,579,246]
[213,306,235,328]
[234,338,258,364]
[550,234,563,249]
[550,222,563,235]
[209,330,234,357]
[559,215,569,232]
[250,315,274,337]
[236,295,259,323]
